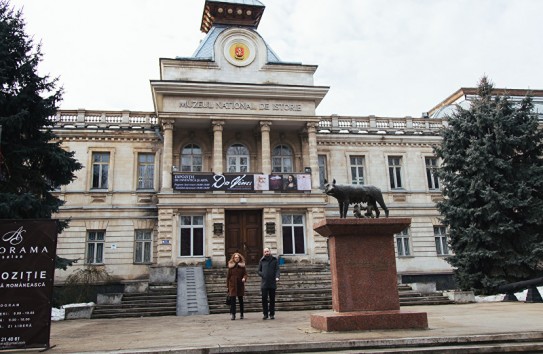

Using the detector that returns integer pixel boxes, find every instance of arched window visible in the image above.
[181,144,202,172]
[272,144,293,173]
[227,144,249,172]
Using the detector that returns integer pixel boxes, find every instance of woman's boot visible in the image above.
[239,297,244,319]
[230,301,236,320]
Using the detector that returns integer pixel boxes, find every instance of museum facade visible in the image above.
[49,0,543,289]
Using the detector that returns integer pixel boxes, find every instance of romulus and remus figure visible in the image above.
[323,179,389,218]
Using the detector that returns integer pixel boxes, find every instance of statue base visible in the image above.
[311,310,428,332]
[311,218,428,331]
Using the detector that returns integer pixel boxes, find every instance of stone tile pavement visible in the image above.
[44,302,543,353]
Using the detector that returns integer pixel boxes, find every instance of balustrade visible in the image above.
[317,115,446,135]
[50,110,447,135]
[50,110,157,128]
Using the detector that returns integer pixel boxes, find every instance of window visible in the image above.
[272,144,293,173]
[395,228,411,256]
[137,153,155,190]
[318,155,327,188]
[282,214,306,255]
[92,152,110,189]
[86,230,105,264]
[134,230,152,263]
[179,215,204,257]
[350,156,365,185]
[181,144,202,172]
[434,226,449,255]
[227,144,249,172]
[388,156,403,189]
[425,157,440,190]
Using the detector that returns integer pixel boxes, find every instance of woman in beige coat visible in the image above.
[227,252,248,320]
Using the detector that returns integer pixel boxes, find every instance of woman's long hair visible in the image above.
[228,252,246,264]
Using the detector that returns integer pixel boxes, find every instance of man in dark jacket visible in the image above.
[258,247,280,319]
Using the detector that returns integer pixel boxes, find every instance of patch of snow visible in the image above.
[51,302,96,321]
[475,286,543,303]
[62,302,95,308]
[51,307,65,321]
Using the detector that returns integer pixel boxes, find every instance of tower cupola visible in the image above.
[200,0,265,33]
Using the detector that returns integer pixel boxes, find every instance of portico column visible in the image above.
[260,121,272,175]
[212,120,224,174]
[307,122,319,190]
[161,119,174,192]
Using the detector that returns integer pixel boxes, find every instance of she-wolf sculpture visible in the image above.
[323,179,389,218]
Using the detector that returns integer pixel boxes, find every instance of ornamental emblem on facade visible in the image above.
[230,42,249,61]
[224,34,256,67]
[234,46,244,59]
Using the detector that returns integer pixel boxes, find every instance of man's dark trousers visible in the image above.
[261,288,276,317]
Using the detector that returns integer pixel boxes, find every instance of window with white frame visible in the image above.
[272,144,293,173]
[388,156,403,189]
[181,144,202,172]
[227,144,249,173]
[134,229,152,263]
[425,157,440,190]
[350,156,365,185]
[86,230,105,264]
[395,228,411,256]
[137,153,155,190]
[179,215,204,257]
[434,226,449,255]
[92,152,110,189]
[318,155,327,188]
[282,214,306,255]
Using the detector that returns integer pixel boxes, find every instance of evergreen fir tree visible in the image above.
[0,1,82,268]
[434,77,543,294]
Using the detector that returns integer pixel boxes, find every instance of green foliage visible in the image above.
[434,77,543,294]
[0,1,82,268]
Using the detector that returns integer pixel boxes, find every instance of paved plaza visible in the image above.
[44,302,543,353]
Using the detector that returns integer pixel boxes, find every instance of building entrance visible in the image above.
[225,210,263,265]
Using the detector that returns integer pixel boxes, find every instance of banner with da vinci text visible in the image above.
[0,220,58,351]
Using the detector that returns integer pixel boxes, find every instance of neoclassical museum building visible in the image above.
[50,0,543,289]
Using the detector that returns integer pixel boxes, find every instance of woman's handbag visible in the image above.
[225,295,232,305]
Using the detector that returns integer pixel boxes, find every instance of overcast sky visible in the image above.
[9,0,543,117]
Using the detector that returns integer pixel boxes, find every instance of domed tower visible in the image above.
[150,0,330,268]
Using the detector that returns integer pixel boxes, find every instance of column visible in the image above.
[260,121,272,175]
[212,120,224,174]
[306,122,320,190]
[161,119,174,192]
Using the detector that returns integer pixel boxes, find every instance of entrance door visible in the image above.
[225,210,263,265]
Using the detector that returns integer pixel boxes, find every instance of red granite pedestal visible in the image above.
[310,218,428,332]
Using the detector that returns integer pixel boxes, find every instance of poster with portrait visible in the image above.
[283,174,298,191]
[253,174,269,191]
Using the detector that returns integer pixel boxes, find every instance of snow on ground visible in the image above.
[475,286,543,302]
[51,303,95,321]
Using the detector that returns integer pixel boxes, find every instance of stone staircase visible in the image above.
[204,264,453,314]
[399,286,455,306]
[91,285,177,319]
[92,264,452,319]
[205,264,333,314]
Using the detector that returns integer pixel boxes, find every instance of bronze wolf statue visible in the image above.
[323,179,389,218]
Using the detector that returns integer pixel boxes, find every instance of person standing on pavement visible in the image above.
[227,252,248,320]
[258,247,280,320]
